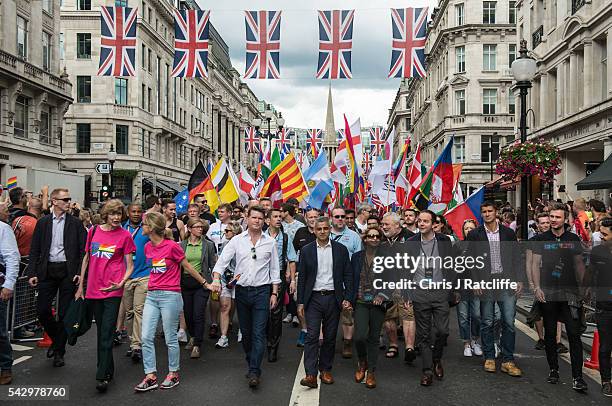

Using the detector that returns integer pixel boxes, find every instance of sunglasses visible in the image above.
[56,197,72,203]
[191,225,204,229]
[333,215,345,219]
[366,234,381,239]
[251,246,257,259]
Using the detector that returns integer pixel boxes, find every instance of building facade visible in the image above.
[60,0,261,204]
[0,0,76,195]
[387,78,413,151]
[516,0,612,204]
[403,0,518,195]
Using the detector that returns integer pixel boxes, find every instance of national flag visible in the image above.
[244,127,260,153]
[316,10,354,79]
[98,6,137,76]
[411,137,454,213]
[362,151,373,173]
[244,10,282,79]
[187,161,219,211]
[239,164,256,199]
[277,128,291,156]
[445,186,485,239]
[333,117,363,184]
[174,188,190,214]
[172,9,210,78]
[6,176,17,190]
[306,129,323,158]
[303,151,334,209]
[389,7,428,79]
[91,243,116,259]
[210,158,240,205]
[260,152,308,202]
[380,126,395,161]
[369,127,386,156]
[392,137,411,180]
[342,115,359,193]
[446,164,464,211]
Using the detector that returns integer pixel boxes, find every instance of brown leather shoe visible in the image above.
[420,373,433,386]
[355,362,367,383]
[300,374,318,388]
[320,371,334,384]
[342,339,353,359]
[365,371,376,389]
[484,359,497,373]
[0,370,12,385]
[433,361,444,380]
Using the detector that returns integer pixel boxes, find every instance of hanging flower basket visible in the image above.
[495,141,561,183]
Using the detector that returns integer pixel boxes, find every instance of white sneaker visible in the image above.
[463,346,473,357]
[472,341,483,356]
[177,329,188,343]
[282,313,293,323]
[494,343,501,358]
[291,316,299,327]
[215,335,229,349]
[237,329,242,343]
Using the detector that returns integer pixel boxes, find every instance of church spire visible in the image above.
[323,82,337,161]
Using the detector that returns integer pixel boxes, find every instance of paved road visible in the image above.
[3,312,609,405]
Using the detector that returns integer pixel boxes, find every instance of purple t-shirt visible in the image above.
[85,226,136,300]
[145,239,186,292]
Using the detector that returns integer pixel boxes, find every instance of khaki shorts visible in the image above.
[341,308,354,326]
[384,303,414,322]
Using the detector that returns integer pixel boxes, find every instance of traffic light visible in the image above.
[99,185,111,201]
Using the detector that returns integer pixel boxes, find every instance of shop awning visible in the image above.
[576,154,612,190]
[157,179,184,193]
[143,178,174,193]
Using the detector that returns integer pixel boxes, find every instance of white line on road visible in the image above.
[12,356,32,365]
[515,318,601,385]
[11,344,33,352]
[289,353,320,406]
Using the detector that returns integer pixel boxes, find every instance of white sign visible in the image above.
[96,163,111,174]
[471,153,481,161]
[93,143,105,150]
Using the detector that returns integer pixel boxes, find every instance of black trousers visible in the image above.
[540,301,583,378]
[36,267,76,355]
[304,292,340,376]
[267,283,286,350]
[89,297,121,381]
[413,300,449,373]
[597,309,612,382]
[182,287,210,347]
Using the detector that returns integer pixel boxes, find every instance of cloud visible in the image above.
[197,0,436,129]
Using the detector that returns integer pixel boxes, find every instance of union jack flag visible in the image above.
[245,10,282,79]
[297,151,308,168]
[337,129,345,143]
[370,127,386,156]
[172,9,210,78]
[389,8,428,79]
[98,6,137,76]
[245,127,260,153]
[91,243,116,260]
[316,10,354,79]
[306,129,323,158]
[277,128,291,155]
[362,151,373,173]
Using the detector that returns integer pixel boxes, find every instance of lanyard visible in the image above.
[420,236,437,258]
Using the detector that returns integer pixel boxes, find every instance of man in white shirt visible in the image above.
[354,203,372,234]
[0,218,20,385]
[211,205,281,389]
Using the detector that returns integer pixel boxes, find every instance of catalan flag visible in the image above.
[6,176,17,189]
[260,151,308,202]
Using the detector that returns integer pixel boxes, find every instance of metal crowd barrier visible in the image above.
[8,259,40,342]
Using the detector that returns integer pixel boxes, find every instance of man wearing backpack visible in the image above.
[8,187,37,257]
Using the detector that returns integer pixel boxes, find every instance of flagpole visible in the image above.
[385,126,395,213]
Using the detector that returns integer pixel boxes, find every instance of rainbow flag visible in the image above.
[343,115,359,194]
[6,176,17,189]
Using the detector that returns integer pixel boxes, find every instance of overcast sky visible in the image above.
[196,0,438,129]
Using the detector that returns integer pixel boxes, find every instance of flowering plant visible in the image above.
[495,141,561,183]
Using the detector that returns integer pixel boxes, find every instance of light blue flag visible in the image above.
[175,188,190,214]
[303,151,334,209]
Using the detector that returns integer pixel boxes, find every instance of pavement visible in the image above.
[3,311,610,406]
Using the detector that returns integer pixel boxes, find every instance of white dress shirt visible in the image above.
[313,239,334,291]
[212,230,281,287]
[49,212,66,262]
[0,221,20,290]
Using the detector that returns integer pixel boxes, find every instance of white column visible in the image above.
[569,52,577,114]
[583,41,594,108]
[557,64,564,118]
[539,73,548,125]
[607,30,612,98]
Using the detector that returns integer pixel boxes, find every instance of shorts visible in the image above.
[384,303,414,322]
[220,281,236,299]
[341,308,354,326]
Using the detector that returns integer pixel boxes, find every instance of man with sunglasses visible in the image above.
[27,188,87,368]
[355,204,372,234]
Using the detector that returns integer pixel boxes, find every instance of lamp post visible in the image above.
[107,144,117,198]
[511,39,537,240]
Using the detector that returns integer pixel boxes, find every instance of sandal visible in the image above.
[386,345,399,358]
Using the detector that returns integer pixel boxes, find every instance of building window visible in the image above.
[455,4,465,25]
[77,76,91,103]
[148,88,152,112]
[40,109,51,144]
[454,136,465,163]
[148,49,152,72]
[77,33,91,59]
[115,78,128,105]
[59,33,65,60]
[456,46,465,72]
[508,90,516,114]
[111,175,132,200]
[17,16,28,59]
[483,1,496,24]
[455,89,466,115]
[481,134,500,163]
[509,1,516,24]
[14,96,29,138]
[483,88,497,114]
[148,7,152,24]
[141,44,146,69]
[77,124,91,153]
[115,0,128,6]
[141,84,146,109]
[116,125,129,154]
[42,32,52,71]
[77,0,91,10]
[43,0,52,13]
[483,44,497,70]
[509,44,517,67]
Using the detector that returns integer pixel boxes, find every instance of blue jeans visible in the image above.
[235,285,270,377]
[480,291,517,362]
[456,296,480,341]
[141,290,183,375]
[0,300,12,371]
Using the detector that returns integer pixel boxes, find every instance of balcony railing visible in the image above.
[572,0,586,14]
[0,49,71,95]
[532,25,544,49]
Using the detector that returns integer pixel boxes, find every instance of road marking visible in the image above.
[13,356,32,365]
[11,344,33,352]
[289,353,320,406]
[515,318,601,385]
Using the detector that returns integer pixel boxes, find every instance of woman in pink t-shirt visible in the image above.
[134,212,220,392]
[75,199,136,393]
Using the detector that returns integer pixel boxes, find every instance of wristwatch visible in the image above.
[271,292,278,297]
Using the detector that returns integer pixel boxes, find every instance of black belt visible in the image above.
[48,262,67,267]
[314,290,334,296]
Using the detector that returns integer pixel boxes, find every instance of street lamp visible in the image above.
[511,39,537,239]
[107,144,117,198]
